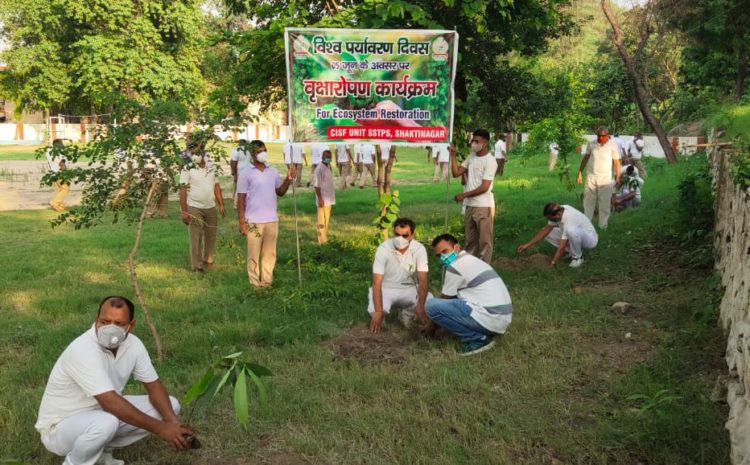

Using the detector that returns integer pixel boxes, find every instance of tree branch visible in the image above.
[127,181,165,361]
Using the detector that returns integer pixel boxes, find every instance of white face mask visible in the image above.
[255,151,268,163]
[96,324,128,349]
[190,154,203,164]
[393,235,410,249]
[470,142,483,153]
[635,139,645,149]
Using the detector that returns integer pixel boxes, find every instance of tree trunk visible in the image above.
[601,0,677,163]
[376,150,385,196]
[128,181,165,361]
[733,41,747,102]
[383,151,395,194]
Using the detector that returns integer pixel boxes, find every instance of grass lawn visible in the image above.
[0,144,44,161]
[0,149,729,465]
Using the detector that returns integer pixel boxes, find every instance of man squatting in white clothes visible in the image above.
[36,296,193,465]
[368,218,433,334]
[517,202,598,268]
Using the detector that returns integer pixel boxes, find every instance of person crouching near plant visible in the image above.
[236,140,296,288]
[368,218,432,334]
[424,234,513,356]
[517,202,598,269]
[179,144,225,273]
[36,296,194,465]
[612,165,644,212]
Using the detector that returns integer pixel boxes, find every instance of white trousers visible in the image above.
[367,287,433,318]
[545,226,598,259]
[583,176,613,229]
[41,395,180,465]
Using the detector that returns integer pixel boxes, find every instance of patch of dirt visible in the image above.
[191,453,309,465]
[323,323,411,364]
[494,253,551,272]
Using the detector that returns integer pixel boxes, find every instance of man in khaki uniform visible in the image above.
[179,148,225,272]
[577,126,621,229]
[335,143,354,189]
[449,129,497,263]
[313,150,335,244]
[46,139,70,212]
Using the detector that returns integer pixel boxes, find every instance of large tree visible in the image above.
[0,0,206,115]
[601,0,677,162]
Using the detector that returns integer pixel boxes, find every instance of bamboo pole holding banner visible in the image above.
[291,181,303,287]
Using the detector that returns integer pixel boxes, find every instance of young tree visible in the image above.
[41,102,225,360]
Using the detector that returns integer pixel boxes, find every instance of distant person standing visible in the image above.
[355,142,376,188]
[494,134,507,176]
[449,129,497,263]
[626,133,647,178]
[236,140,296,288]
[313,150,336,244]
[577,126,621,229]
[179,148,226,272]
[548,142,560,171]
[335,143,354,189]
[432,143,450,182]
[282,139,293,170]
[307,143,328,187]
[46,139,70,212]
[291,142,306,187]
[230,139,252,208]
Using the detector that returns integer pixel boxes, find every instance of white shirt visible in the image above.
[461,153,497,208]
[336,143,350,163]
[442,251,512,333]
[372,238,429,290]
[230,146,252,174]
[494,140,506,160]
[282,143,293,164]
[434,144,449,163]
[626,140,643,160]
[46,149,66,173]
[313,163,335,207]
[379,143,392,161]
[548,205,597,241]
[584,141,620,180]
[36,325,158,434]
[356,143,375,164]
[291,144,305,164]
[311,143,329,164]
[179,166,218,209]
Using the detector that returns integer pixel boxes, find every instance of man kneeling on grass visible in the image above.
[425,234,513,356]
[517,202,598,268]
[368,218,432,334]
[36,296,194,465]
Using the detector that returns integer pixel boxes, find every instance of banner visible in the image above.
[284,28,458,145]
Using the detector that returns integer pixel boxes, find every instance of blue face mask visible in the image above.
[322,158,331,165]
[439,250,458,267]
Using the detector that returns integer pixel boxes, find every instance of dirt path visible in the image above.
[0,160,83,211]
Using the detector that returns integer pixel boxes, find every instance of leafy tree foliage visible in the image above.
[210,0,575,132]
[0,0,206,115]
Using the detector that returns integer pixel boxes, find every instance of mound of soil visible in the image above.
[192,453,309,465]
[323,323,411,364]
[495,253,551,272]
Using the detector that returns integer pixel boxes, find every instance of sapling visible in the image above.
[182,351,272,446]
